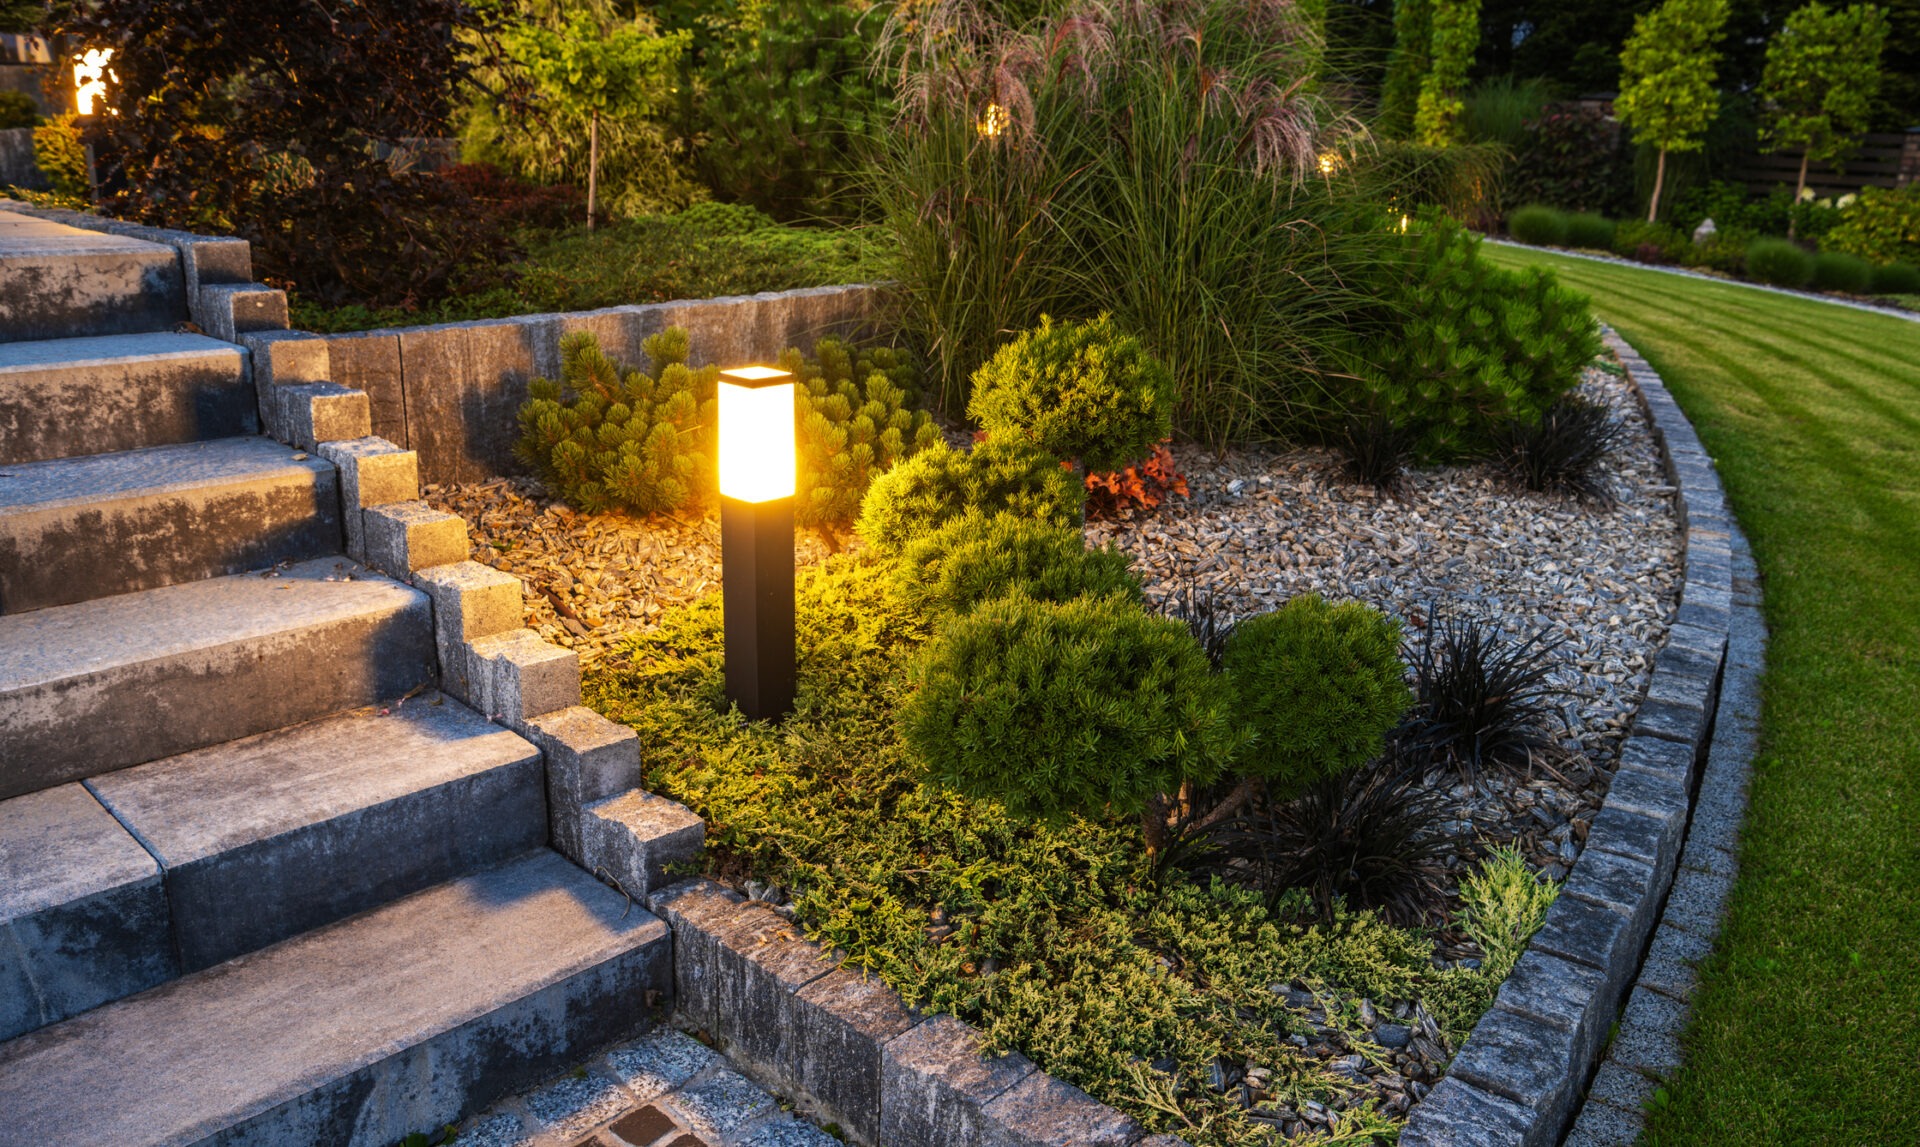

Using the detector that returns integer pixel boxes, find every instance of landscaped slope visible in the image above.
[1485,246,1920,1145]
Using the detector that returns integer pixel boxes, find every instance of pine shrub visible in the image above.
[1507,204,1568,246]
[855,437,1084,557]
[32,114,89,199]
[779,338,943,528]
[0,91,38,131]
[1219,595,1411,798]
[901,593,1230,820]
[893,512,1140,621]
[1564,213,1616,250]
[966,314,1176,473]
[1341,217,1600,459]
[1745,237,1813,287]
[1869,261,1920,295]
[1809,251,1872,294]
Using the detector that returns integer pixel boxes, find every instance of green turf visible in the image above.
[1484,245,1920,1145]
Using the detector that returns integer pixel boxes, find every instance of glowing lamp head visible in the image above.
[718,365,796,503]
[73,47,116,117]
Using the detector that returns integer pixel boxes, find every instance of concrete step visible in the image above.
[0,849,671,1147]
[87,695,547,972]
[0,557,435,800]
[0,209,186,342]
[0,437,343,614]
[0,332,254,465]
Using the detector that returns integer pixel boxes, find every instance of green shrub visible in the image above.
[893,512,1140,621]
[1680,225,1759,275]
[1220,596,1411,798]
[0,91,38,131]
[1869,261,1920,295]
[515,328,717,515]
[856,438,1084,557]
[967,314,1175,474]
[32,113,88,199]
[1340,216,1600,459]
[1611,219,1688,264]
[1745,237,1814,288]
[901,593,1230,820]
[1564,213,1616,250]
[1823,184,1920,267]
[1458,844,1559,981]
[1809,250,1873,294]
[1507,204,1569,246]
[779,338,942,529]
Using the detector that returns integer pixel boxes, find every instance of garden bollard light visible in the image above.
[718,365,797,722]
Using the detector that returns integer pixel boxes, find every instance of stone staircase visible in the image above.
[0,206,702,1146]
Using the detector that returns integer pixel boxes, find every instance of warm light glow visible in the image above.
[1399,214,1411,233]
[978,102,1009,139]
[718,366,796,503]
[1317,151,1340,177]
[73,48,116,116]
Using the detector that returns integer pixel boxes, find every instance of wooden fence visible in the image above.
[1731,130,1920,197]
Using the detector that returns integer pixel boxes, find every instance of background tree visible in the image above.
[1759,1,1891,233]
[1414,0,1483,145]
[504,9,686,228]
[1378,0,1433,138]
[1614,0,1731,222]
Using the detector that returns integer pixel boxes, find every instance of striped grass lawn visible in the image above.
[1484,246,1920,1145]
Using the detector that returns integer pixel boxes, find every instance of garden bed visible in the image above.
[428,351,1682,1143]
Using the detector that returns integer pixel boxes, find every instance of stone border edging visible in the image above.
[1485,237,1920,326]
[1400,329,1753,1147]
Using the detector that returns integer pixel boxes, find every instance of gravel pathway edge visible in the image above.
[1398,329,1760,1147]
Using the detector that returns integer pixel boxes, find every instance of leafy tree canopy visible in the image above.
[1615,0,1730,155]
[1759,2,1891,170]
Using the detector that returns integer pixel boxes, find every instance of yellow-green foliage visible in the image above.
[966,314,1175,473]
[515,328,717,515]
[1221,595,1412,798]
[892,512,1140,622]
[781,337,942,528]
[32,113,89,199]
[855,437,1084,556]
[1459,844,1561,981]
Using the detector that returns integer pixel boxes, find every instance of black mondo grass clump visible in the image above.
[1338,412,1421,496]
[1196,757,1456,926]
[1158,580,1238,668]
[1491,393,1624,505]
[1401,609,1572,778]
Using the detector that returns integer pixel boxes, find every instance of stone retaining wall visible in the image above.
[1400,330,1750,1147]
[324,285,895,487]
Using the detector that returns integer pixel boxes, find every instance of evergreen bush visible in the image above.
[1809,250,1872,294]
[0,91,37,131]
[1340,216,1600,459]
[1611,219,1689,264]
[967,314,1175,474]
[855,438,1084,557]
[901,593,1230,820]
[1746,237,1814,287]
[1564,213,1617,250]
[778,338,942,528]
[1507,204,1569,246]
[893,512,1140,622]
[1869,261,1920,295]
[1220,595,1411,799]
[31,114,88,198]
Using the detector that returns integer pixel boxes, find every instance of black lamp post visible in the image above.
[717,365,797,721]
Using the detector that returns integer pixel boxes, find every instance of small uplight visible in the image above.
[1317,152,1340,177]
[73,47,116,117]
[1399,214,1411,233]
[717,366,796,504]
[978,102,1009,139]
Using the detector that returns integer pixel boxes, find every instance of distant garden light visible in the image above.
[1317,151,1340,177]
[72,47,116,116]
[717,365,797,722]
[978,102,1009,139]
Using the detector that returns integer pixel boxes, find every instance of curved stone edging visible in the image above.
[1400,330,1757,1147]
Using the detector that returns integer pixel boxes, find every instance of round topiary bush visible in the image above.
[966,313,1175,473]
[1870,261,1920,295]
[1220,594,1411,798]
[1745,238,1814,287]
[1508,205,1570,247]
[1564,213,1616,250]
[855,437,1084,556]
[1809,250,1873,294]
[901,593,1229,820]
[893,511,1140,621]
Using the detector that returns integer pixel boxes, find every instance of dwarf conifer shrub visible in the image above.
[778,338,942,528]
[1564,213,1616,250]
[1343,217,1599,459]
[893,512,1140,621]
[1745,237,1814,287]
[1220,595,1411,799]
[901,593,1230,820]
[1870,261,1920,295]
[967,314,1176,473]
[1809,251,1872,294]
[1507,204,1569,246]
[856,437,1084,557]
[515,328,717,515]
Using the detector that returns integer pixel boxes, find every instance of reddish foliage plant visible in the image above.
[1086,442,1188,519]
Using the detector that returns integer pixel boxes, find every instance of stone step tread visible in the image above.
[0,212,174,256]
[87,695,537,868]
[0,782,156,922]
[0,330,242,374]
[0,556,409,687]
[0,850,669,1147]
[0,436,326,514]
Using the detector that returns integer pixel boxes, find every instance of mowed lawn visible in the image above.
[1484,246,1920,1145]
